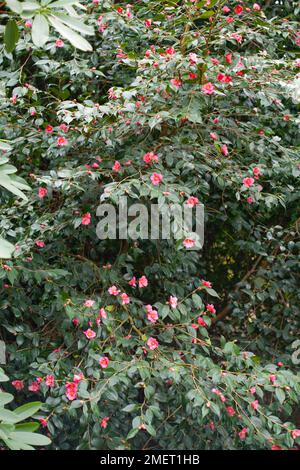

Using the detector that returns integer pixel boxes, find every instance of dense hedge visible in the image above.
[0,0,299,450]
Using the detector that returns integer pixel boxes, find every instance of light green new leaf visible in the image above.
[0,173,28,200]
[9,431,51,446]
[32,14,49,47]
[13,402,42,422]
[5,0,23,14]
[21,1,40,10]
[0,238,15,259]
[48,15,92,51]
[55,13,94,35]
[50,0,79,7]
[0,392,14,407]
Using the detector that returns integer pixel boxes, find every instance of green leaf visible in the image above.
[5,0,23,14]
[0,238,15,259]
[0,369,9,382]
[0,392,14,406]
[32,14,49,47]
[9,431,51,446]
[4,20,19,53]
[50,0,78,6]
[0,408,19,423]
[275,388,285,404]
[13,402,42,422]
[0,141,12,152]
[48,15,92,51]
[15,422,40,432]
[21,1,40,9]
[55,13,94,35]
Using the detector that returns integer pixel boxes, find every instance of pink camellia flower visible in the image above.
[45,125,53,133]
[73,372,84,383]
[210,132,218,140]
[138,276,148,288]
[166,46,175,55]
[186,196,199,207]
[59,123,69,133]
[225,53,233,64]
[197,316,206,327]
[108,285,120,296]
[189,53,198,65]
[271,445,282,450]
[206,304,216,314]
[251,400,259,411]
[25,20,32,28]
[143,152,158,164]
[65,381,77,401]
[84,299,95,307]
[38,187,48,199]
[55,39,64,48]
[150,172,163,186]
[11,95,17,104]
[39,418,48,428]
[147,309,158,323]
[45,375,55,388]
[147,337,159,350]
[234,5,243,14]
[223,5,230,13]
[57,136,68,146]
[35,240,45,248]
[238,428,248,440]
[100,416,109,428]
[295,59,300,68]
[253,167,261,178]
[250,386,256,395]
[126,5,132,18]
[202,82,215,95]
[72,318,79,327]
[202,279,212,288]
[120,292,130,305]
[277,361,283,367]
[269,374,276,383]
[112,160,121,172]
[183,237,195,249]
[129,276,136,287]
[84,328,96,340]
[221,144,228,156]
[243,177,255,187]
[231,33,243,44]
[168,296,178,309]
[226,406,235,417]
[28,381,40,392]
[188,72,197,80]
[81,212,91,225]
[12,380,24,391]
[253,3,261,11]
[99,356,110,368]
[144,18,152,28]
[247,197,253,204]
[99,307,107,319]
[291,429,300,440]
[170,78,182,88]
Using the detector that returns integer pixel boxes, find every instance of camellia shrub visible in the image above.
[0,0,299,450]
